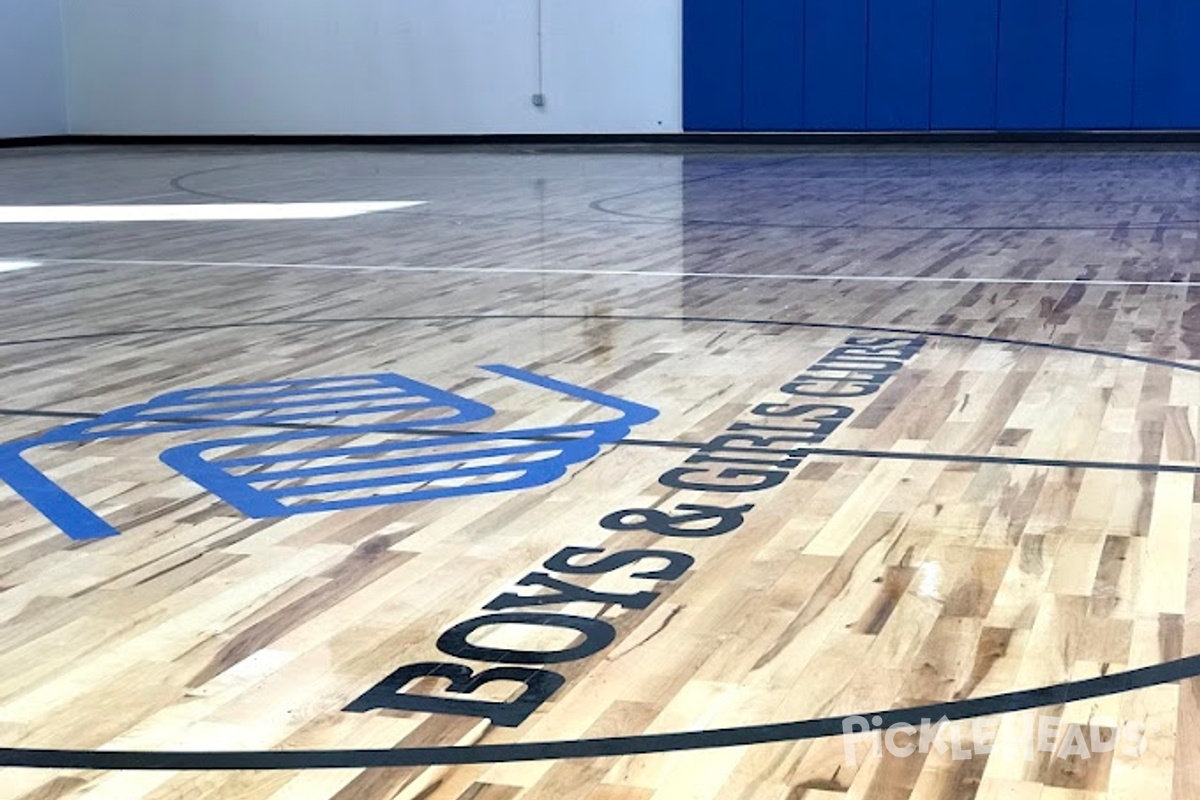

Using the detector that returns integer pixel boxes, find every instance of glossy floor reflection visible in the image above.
[0,144,1198,800]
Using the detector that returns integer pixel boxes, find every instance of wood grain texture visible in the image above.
[1,144,1199,798]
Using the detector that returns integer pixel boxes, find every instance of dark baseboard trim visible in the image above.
[0,135,72,148]
[7,131,1200,148]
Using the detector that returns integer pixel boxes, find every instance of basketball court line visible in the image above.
[0,405,691,449]
[2,311,1197,374]
[0,404,1194,477]
[23,154,1200,239]
[2,312,1198,770]
[167,157,1200,235]
[5,653,1199,770]
[588,205,1200,232]
[0,260,40,273]
[11,157,354,208]
[0,202,426,224]
[7,256,1196,286]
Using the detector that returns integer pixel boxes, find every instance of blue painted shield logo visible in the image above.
[0,365,658,540]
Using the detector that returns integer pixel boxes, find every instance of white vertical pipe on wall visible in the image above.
[534,0,545,107]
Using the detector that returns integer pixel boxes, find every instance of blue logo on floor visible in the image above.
[0,365,658,540]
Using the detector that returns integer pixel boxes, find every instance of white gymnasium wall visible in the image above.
[0,0,67,138]
[61,0,682,135]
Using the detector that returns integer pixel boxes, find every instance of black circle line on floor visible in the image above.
[588,198,1200,232]
[1,312,1197,770]
[0,405,1195,478]
[2,312,1197,378]
[2,655,1197,771]
[163,155,1200,232]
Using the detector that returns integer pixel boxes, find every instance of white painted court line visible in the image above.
[0,260,43,273]
[16,256,1199,287]
[0,202,425,224]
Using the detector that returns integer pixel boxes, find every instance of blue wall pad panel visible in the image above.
[867,0,933,130]
[683,0,745,131]
[804,0,868,130]
[1064,0,1136,129]
[996,0,1067,129]
[743,0,805,130]
[930,0,998,129]
[687,0,1200,132]
[1134,0,1200,129]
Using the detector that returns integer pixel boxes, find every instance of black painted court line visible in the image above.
[2,312,1200,770]
[2,407,1193,475]
[0,406,693,451]
[0,407,104,421]
[0,407,348,434]
[589,203,1200,232]
[796,446,1200,474]
[3,655,1197,770]
[586,165,1200,232]
[168,154,800,211]
[52,152,1200,236]
[3,312,1199,382]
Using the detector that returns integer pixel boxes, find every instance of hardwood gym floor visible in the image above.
[1,144,1199,799]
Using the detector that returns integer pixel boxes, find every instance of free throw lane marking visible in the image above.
[0,260,42,273]
[0,202,425,224]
